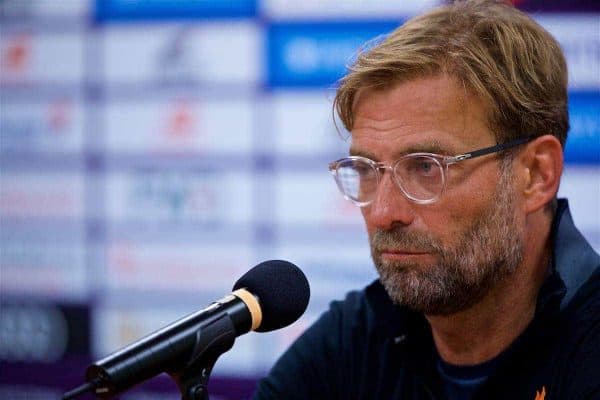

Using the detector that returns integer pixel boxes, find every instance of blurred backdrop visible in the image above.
[0,1,598,399]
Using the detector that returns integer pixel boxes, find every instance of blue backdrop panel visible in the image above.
[95,0,257,21]
[267,21,401,88]
[566,91,600,164]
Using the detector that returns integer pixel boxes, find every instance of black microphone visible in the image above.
[63,260,310,399]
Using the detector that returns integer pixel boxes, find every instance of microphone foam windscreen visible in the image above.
[233,260,310,332]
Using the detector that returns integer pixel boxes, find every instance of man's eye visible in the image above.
[417,161,433,173]
[410,158,438,176]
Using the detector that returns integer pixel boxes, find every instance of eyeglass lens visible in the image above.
[395,156,444,201]
[335,159,378,204]
[334,156,445,204]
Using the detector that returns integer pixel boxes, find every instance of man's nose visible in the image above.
[362,171,415,230]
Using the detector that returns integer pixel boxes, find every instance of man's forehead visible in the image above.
[349,136,455,160]
[352,74,467,113]
[349,76,495,159]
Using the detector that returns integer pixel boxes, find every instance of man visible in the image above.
[255,1,599,399]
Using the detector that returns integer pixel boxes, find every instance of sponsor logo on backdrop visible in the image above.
[103,23,260,87]
[1,242,87,299]
[0,173,85,218]
[0,99,81,152]
[267,22,400,87]
[157,26,197,85]
[105,243,249,290]
[107,169,253,226]
[0,303,68,362]
[1,31,84,84]
[47,99,71,134]
[164,98,197,142]
[127,170,221,223]
[105,97,254,154]
[0,33,31,82]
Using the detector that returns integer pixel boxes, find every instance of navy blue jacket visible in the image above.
[254,200,600,399]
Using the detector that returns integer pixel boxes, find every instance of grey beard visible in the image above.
[370,171,524,315]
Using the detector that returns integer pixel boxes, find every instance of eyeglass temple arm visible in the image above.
[448,137,532,162]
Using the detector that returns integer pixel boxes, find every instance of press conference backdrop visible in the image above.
[0,1,598,399]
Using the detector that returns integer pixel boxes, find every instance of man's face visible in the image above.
[350,75,525,316]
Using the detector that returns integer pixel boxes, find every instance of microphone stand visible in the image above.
[170,313,237,400]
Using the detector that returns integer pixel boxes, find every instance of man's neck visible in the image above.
[426,231,551,366]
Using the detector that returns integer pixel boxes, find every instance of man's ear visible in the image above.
[517,135,563,214]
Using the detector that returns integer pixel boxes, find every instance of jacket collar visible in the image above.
[550,199,600,310]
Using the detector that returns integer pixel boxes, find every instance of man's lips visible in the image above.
[379,249,429,255]
[378,249,431,260]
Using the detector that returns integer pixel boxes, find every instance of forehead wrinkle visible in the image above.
[349,137,451,161]
[349,75,492,162]
[352,112,413,130]
[349,128,419,160]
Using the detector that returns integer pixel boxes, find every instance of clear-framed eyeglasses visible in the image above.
[328,137,532,206]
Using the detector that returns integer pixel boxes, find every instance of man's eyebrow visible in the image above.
[349,148,378,160]
[402,141,449,155]
[349,140,453,160]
